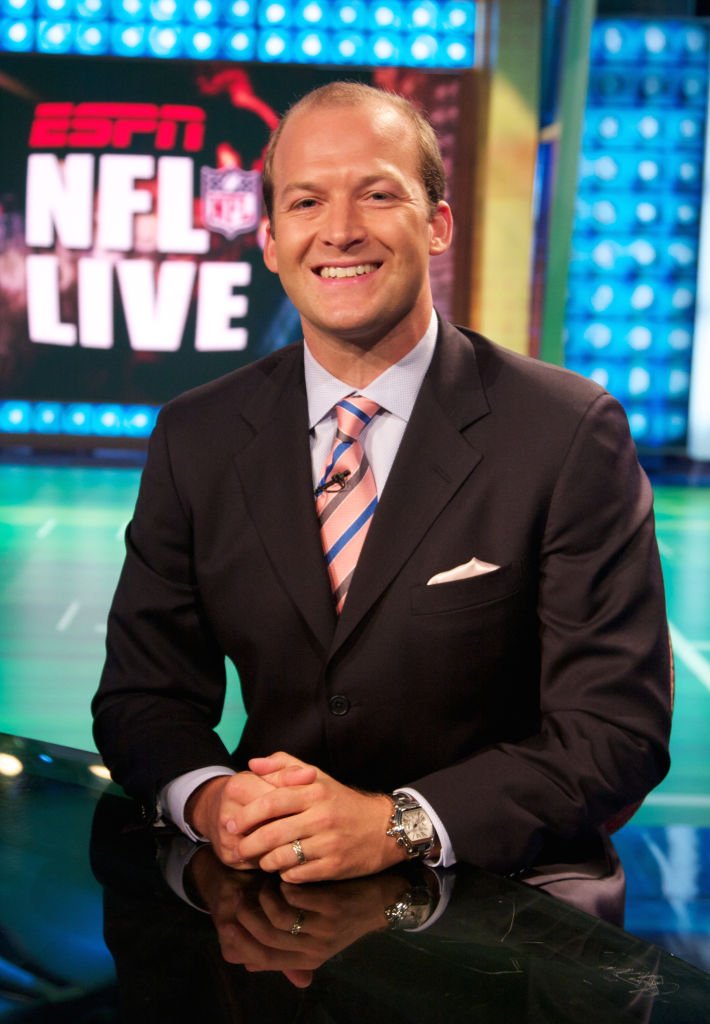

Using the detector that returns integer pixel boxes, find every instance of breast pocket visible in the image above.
[410,562,522,615]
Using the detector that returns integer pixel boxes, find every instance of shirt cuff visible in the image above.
[394,787,456,869]
[159,766,235,843]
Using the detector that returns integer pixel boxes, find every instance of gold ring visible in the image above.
[290,910,306,936]
[292,838,306,865]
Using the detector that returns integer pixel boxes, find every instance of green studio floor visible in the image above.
[1,460,710,972]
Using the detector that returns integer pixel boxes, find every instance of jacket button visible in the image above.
[329,695,350,716]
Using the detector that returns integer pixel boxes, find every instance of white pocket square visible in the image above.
[427,556,501,586]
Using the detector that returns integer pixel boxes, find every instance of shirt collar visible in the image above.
[304,310,438,430]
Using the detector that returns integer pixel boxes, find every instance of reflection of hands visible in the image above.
[187,846,427,988]
[232,752,409,882]
[185,763,317,868]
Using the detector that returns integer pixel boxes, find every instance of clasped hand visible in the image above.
[187,752,408,882]
[188,846,418,988]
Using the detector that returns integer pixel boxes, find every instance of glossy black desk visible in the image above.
[1,733,708,1023]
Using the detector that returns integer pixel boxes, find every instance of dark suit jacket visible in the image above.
[92,319,672,873]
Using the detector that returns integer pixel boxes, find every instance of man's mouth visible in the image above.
[316,263,381,279]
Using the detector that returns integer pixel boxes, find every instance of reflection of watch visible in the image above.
[386,794,436,858]
[384,886,435,930]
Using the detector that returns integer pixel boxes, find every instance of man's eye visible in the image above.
[292,198,318,210]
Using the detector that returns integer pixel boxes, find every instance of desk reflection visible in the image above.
[90,794,704,1024]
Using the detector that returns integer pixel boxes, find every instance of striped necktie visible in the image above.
[316,395,380,614]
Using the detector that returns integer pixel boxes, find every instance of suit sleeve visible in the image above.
[412,392,672,872]
[92,409,233,809]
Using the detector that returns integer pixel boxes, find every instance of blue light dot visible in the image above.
[338,37,355,55]
[669,329,691,351]
[602,27,623,54]
[447,7,466,28]
[644,26,666,54]
[192,28,212,48]
[265,31,285,53]
[631,284,654,310]
[446,40,466,62]
[629,368,650,395]
[339,4,356,22]
[229,30,250,48]
[373,36,394,58]
[121,25,141,44]
[300,31,321,54]
[374,5,394,26]
[232,0,249,13]
[265,3,285,22]
[586,324,611,348]
[598,116,619,139]
[302,1,321,21]
[628,327,651,351]
[637,115,659,139]
[47,23,68,42]
[8,22,29,40]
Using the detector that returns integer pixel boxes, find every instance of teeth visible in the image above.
[319,263,378,279]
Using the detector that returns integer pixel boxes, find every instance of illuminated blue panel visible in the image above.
[75,0,107,18]
[147,22,182,54]
[74,18,109,49]
[293,27,329,61]
[332,28,365,62]
[149,0,179,22]
[0,0,34,14]
[0,0,478,66]
[368,30,401,64]
[258,0,290,27]
[224,0,253,24]
[406,0,437,31]
[184,22,218,54]
[0,401,32,433]
[37,16,73,49]
[110,0,146,20]
[294,0,327,28]
[332,0,366,30]
[0,16,35,47]
[110,19,145,50]
[186,0,217,22]
[32,402,63,433]
[38,0,72,16]
[0,400,158,439]
[222,23,255,57]
[371,1,402,31]
[565,17,709,450]
[257,26,291,60]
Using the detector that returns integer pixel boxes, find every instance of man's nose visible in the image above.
[321,199,366,249]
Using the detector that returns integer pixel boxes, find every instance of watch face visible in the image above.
[401,807,433,842]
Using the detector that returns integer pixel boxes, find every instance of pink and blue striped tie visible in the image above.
[316,395,380,613]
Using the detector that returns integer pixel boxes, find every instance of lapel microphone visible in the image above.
[314,470,351,498]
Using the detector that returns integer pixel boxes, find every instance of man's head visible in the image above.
[262,82,446,225]
[261,81,453,367]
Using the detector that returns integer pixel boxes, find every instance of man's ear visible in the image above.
[263,221,278,273]
[428,201,454,257]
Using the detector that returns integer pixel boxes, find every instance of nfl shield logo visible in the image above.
[201,167,262,240]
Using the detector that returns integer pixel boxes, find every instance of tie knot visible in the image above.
[335,395,380,441]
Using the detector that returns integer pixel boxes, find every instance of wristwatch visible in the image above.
[386,794,436,858]
[384,885,435,929]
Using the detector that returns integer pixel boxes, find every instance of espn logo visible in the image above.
[29,102,206,152]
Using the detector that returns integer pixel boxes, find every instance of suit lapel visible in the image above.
[232,348,337,651]
[331,321,491,657]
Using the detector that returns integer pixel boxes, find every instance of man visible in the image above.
[92,82,671,883]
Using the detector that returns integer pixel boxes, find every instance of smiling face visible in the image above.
[263,98,453,373]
